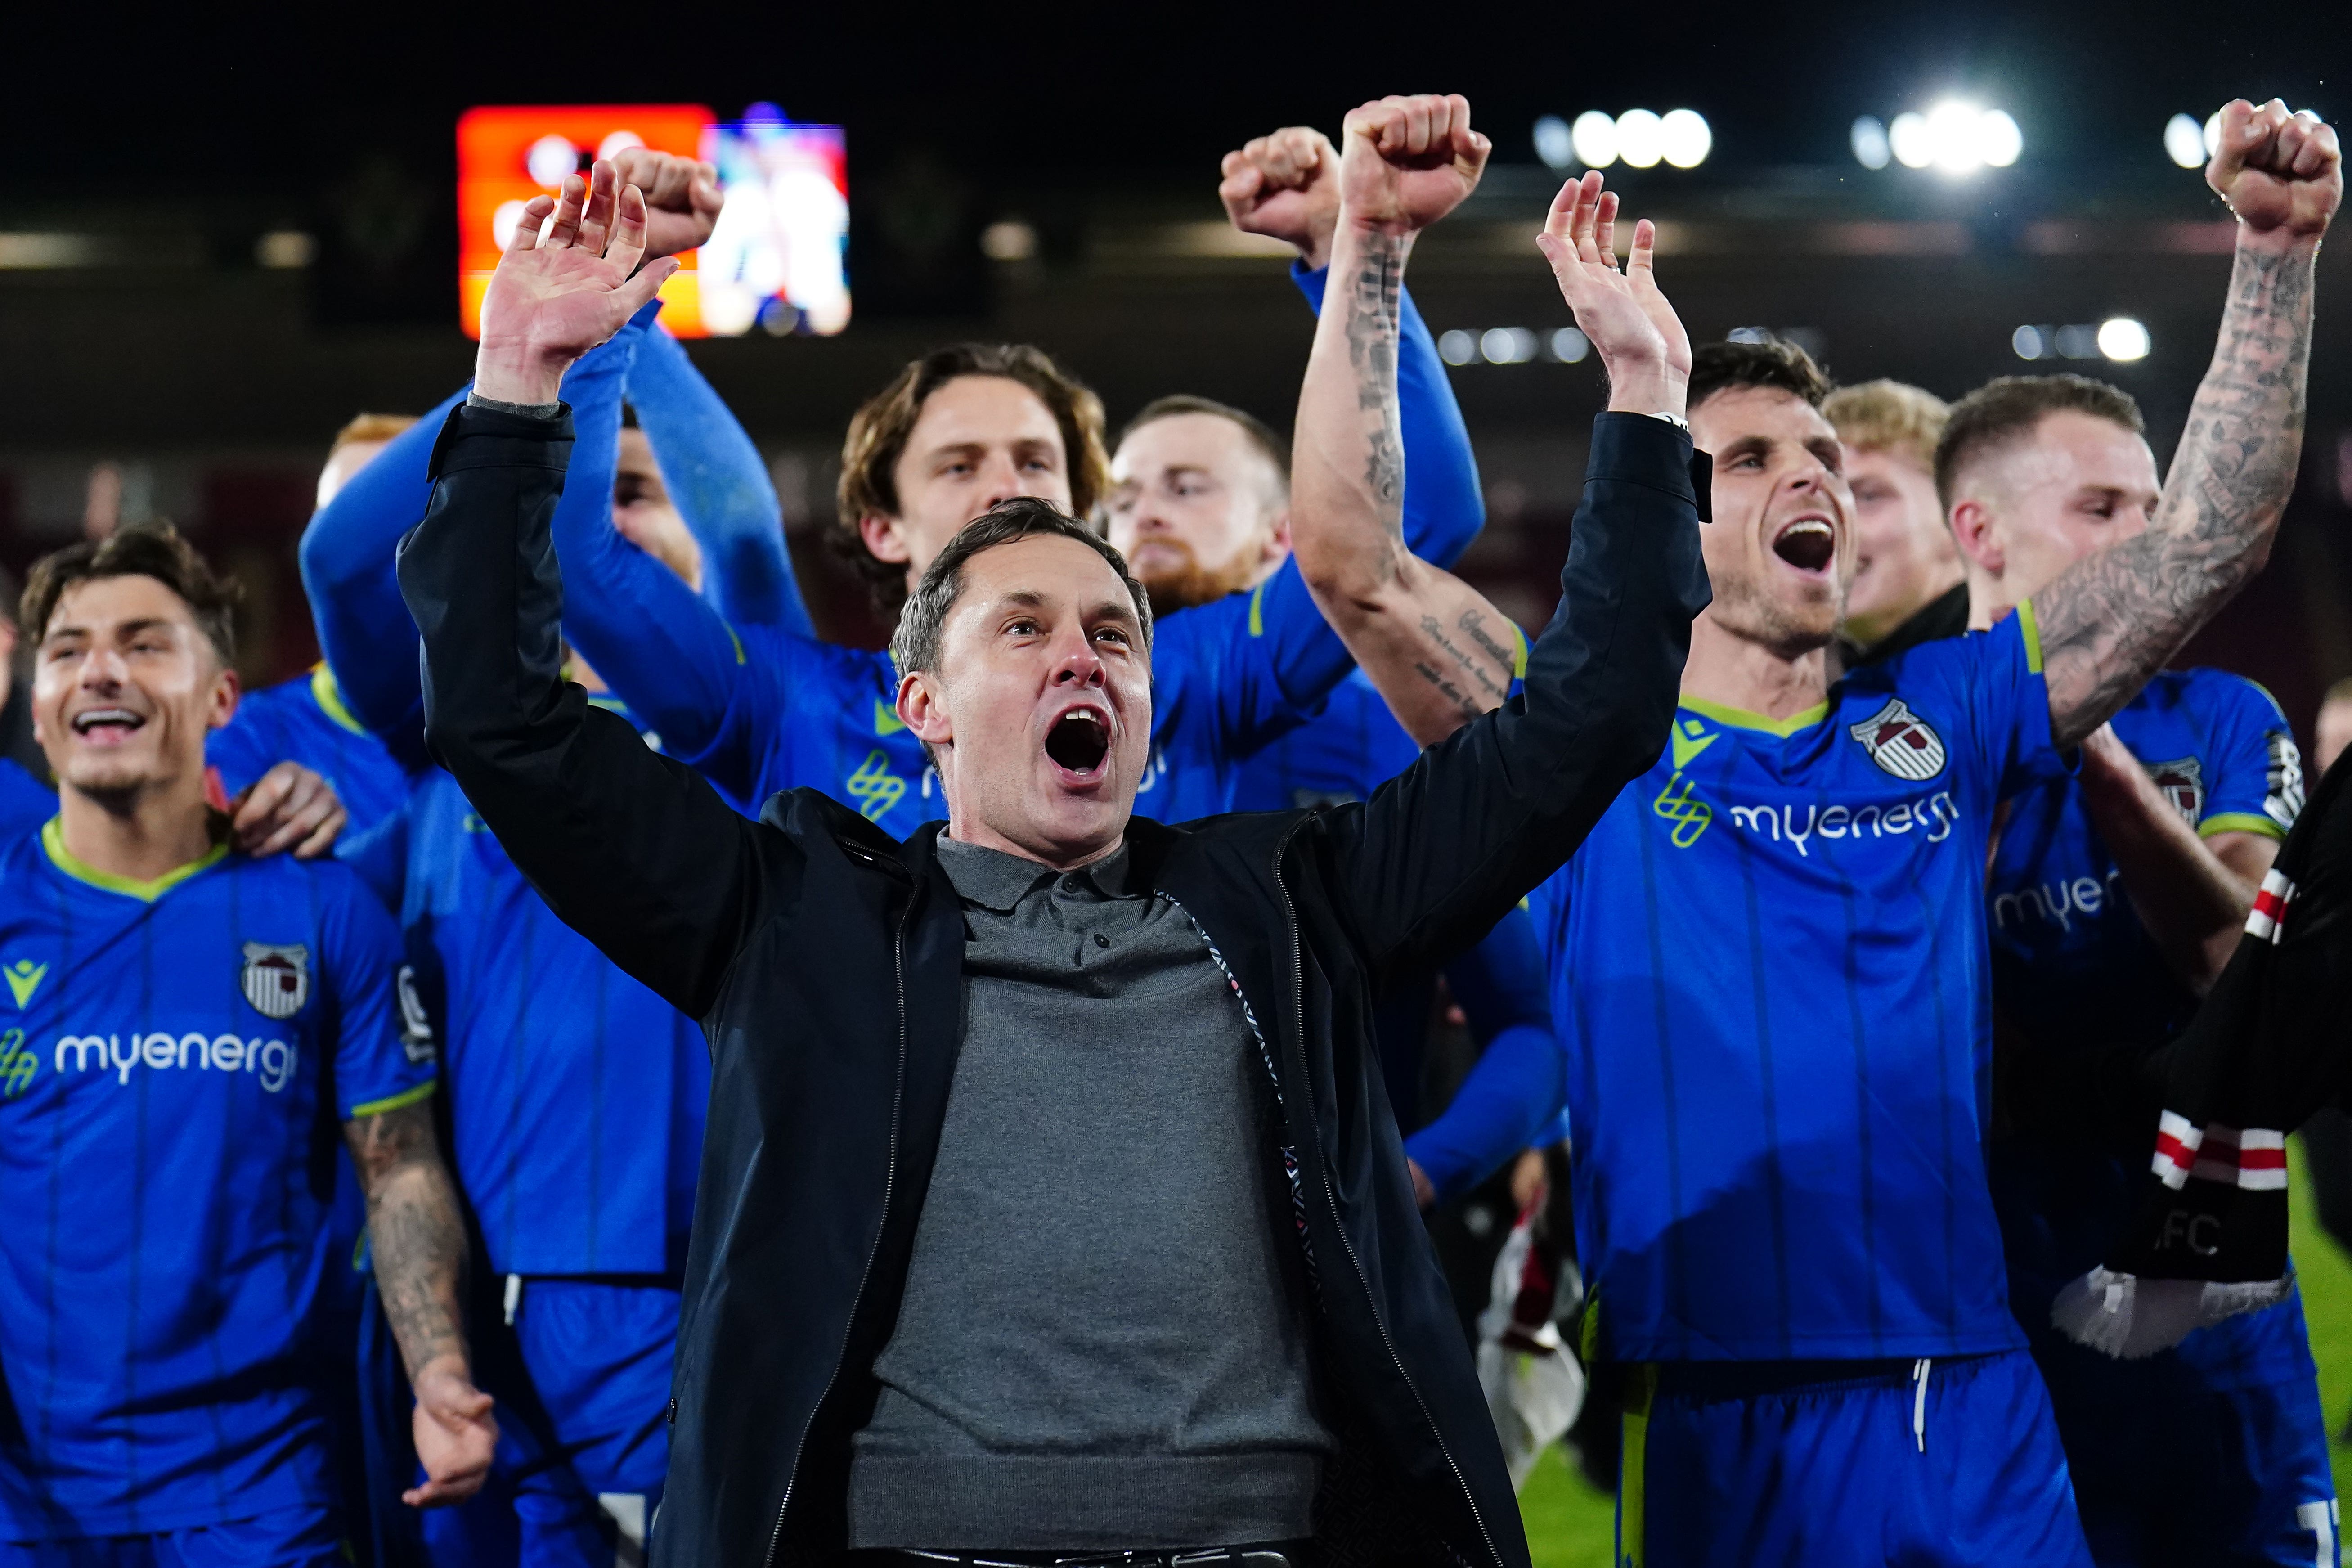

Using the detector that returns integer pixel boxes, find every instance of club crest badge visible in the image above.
[241,943,310,1020]
[2142,756,2205,828]
[1848,697,1948,781]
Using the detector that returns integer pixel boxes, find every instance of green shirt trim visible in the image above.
[40,818,228,903]
[2199,811,2287,842]
[2015,598,2044,674]
[1678,693,1830,738]
[310,662,369,736]
[348,1080,438,1119]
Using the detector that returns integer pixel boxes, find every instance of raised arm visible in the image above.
[301,389,464,743]
[403,159,774,1015]
[2035,100,2339,748]
[1222,123,1487,571]
[1322,169,1706,972]
[626,324,812,636]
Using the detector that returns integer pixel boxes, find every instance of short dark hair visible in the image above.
[890,498,1153,684]
[22,523,241,664]
[835,343,1113,616]
[1935,375,2146,511]
[1688,338,1832,414]
[1118,395,1292,500]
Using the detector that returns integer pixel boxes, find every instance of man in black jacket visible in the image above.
[397,135,1707,1568]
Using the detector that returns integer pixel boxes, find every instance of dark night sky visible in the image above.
[16,0,2346,201]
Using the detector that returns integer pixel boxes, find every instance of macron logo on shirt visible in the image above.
[53,1031,296,1092]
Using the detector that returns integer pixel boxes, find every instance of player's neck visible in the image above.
[1965,570,2019,633]
[1679,615,1830,724]
[55,782,218,885]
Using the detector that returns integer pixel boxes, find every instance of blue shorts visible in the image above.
[421,1278,678,1568]
[2030,1288,2337,1567]
[0,1507,344,1568]
[1618,1350,2092,1568]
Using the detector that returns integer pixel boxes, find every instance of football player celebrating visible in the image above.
[1956,370,2333,1566]
[1285,99,2338,1565]
[0,526,491,1566]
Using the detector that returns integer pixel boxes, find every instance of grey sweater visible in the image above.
[846,836,1333,1551]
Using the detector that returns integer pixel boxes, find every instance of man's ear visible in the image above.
[898,669,951,750]
[206,662,242,732]
[859,513,912,566]
[1947,497,2005,578]
[1259,507,1294,570]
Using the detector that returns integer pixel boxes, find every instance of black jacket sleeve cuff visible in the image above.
[1586,411,1711,522]
[427,400,576,481]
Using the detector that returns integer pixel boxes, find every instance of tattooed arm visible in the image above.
[1290,94,1517,745]
[344,1101,498,1507]
[2037,100,2340,749]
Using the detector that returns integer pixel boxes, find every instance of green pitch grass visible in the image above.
[1516,1139,2352,1565]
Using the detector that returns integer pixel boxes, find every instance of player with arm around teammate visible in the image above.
[1951,372,2336,1568]
[0,526,492,1568]
[1282,98,2338,1567]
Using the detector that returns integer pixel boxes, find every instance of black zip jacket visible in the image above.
[398,403,1709,1568]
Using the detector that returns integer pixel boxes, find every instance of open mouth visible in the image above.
[1772,517,1836,574]
[1045,706,1111,778]
[70,707,145,743]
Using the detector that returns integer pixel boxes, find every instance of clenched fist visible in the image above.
[1220,126,1340,269]
[609,148,725,258]
[2208,99,2341,243]
[1337,94,1490,236]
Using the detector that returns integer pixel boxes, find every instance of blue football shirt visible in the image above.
[1987,667,2316,1389]
[0,760,54,844]
[346,758,709,1279]
[1531,609,2060,1362]
[0,823,430,1538]
[207,664,411,836]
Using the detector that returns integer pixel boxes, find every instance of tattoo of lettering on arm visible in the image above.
[1415,612,1512,716]
[346,1101,471,1376]
[1344,233,1407,538]
[2036,243,2315,748]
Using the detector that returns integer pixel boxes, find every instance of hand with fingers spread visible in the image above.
[2207,98,2342,243]
[475,160,682,407]
[1220,126,1342,269]
[1535,171,1692,419]
[1337,93,1490,236]
[228,761,347,858]
[609,147,725,258]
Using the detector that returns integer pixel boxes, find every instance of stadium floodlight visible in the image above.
[1616,109,1665,169]
[1888,112,1932,169]
[1852,116,1892,170]
[1481,327,1538,364]
[1660,110,1712,169]
[1535,115,1575,171]
[1977,110,2022,168]
[526,134,579,188]
[2097,317,2151,361]
[2204,112,2222,157]
[2164,113,2207,169]
[1551,327,1591,362]
[1926,101,1986,172]
[1437,329,1478,367]
[1571,111,1619,169]
[2012,325,2047,359]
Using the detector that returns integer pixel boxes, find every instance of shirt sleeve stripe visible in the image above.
[2198,811,2287,841]
[2015,598,2044,674]
[347,1079,438,1119]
